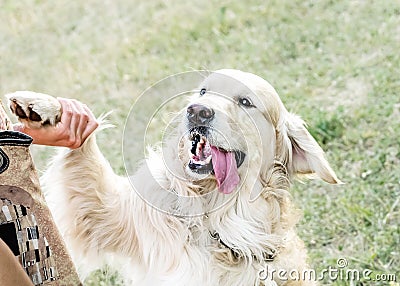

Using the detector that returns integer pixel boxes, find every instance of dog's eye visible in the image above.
[200,88,207,96]
[238,97,254,108]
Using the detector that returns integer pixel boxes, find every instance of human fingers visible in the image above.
[57,98,83,148]
[70,99,89,146]
[58,98,98,148]
[81,104,99,142]
[57,98,73,128]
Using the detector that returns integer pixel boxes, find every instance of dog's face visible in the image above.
[180,69,340,194]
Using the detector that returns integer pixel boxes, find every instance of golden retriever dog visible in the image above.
[6,69,340,285]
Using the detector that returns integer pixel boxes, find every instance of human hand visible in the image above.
[13,97,99,148]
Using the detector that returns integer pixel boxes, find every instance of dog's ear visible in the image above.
[283,113,342,184]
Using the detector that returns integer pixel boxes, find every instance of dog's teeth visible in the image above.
[189,130,210,159]
[196,142,201,156]
[203,141,211,156]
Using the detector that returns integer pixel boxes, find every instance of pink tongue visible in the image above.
[211,146,240,194]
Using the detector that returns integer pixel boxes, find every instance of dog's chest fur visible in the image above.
[129,165,289,285]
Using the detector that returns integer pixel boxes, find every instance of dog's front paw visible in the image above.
[5,91,61,129]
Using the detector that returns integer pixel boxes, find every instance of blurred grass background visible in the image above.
[1,0,399,285]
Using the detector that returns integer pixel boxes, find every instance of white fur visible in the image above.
[11,70,340,285]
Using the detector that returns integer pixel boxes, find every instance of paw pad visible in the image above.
[5,91,61,129]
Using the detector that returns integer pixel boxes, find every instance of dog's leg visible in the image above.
[42,136,194,281]
[42,135,140,272]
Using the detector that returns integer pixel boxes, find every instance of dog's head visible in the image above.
[181,69,341,194]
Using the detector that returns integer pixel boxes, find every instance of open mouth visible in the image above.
[188,128,246,173]
[188,128,214,174]
[188,127,246,194]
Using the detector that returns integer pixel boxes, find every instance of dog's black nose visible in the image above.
[187,104,214,125]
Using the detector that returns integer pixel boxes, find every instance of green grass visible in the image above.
[1,0,399,285]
